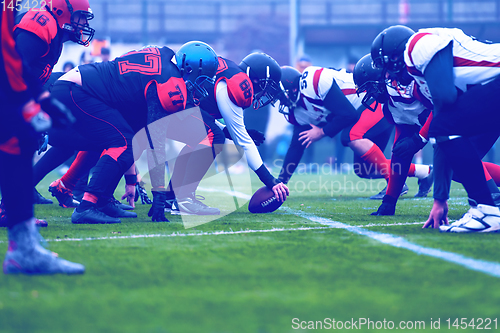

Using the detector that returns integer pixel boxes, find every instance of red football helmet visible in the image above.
[49,0,95,46]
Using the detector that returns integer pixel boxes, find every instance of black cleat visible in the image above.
[112,197,134,211]
[370,183,408,200]
[414,165,434,197]
[99,200,137,218]
[34,189,53,205]
[49,179,79,208]
[71,207,121,224]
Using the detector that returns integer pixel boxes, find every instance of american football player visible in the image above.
[354,54,434,215]
[163,52,289,215]
[276,64,432,200]
[372,25,500,232]
[45,42,217,223]
[1,6,84,274]
[14,0,94,205]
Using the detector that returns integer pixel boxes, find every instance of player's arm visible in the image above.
[321,81,359,138]
[278,124,309,184]
[423,43,457,114]
[15,30,48,98]
[216,81,288,200]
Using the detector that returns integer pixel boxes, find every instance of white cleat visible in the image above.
[439,204,500,233]
[3,218,85,275]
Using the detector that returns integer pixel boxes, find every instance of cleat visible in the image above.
[34,189,53,204]
[174,193,220,215]
[35,219,48,227]
[3,219,85,275]
[165,198,176,213]
[112,197,134,211]
[370,183,408,200]
[71,207,121,224]
[49,179,79,208]
[98,199,137,218]
[415,165,434,197]
[439,204,500,233]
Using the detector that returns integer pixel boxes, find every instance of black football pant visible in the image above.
[0,101,37,227]
[429,76,500,205]
[50,81,134,201]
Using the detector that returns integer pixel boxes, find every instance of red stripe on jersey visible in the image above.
[407,32,431,67]
[0,136,21,155]
[341,88,357,96]
[454,56,500,68]
[312,68,324,97]
[1,9,27,92]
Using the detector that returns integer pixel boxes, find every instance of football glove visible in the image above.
[392,133,426,160]
[39,96,76,128]
[247,129,265,146]
[371,195,397,216]
[135,183,152,204]
[148,191,169,222]
[223,127,266,146]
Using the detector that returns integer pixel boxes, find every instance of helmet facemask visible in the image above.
[248,66,281,110]
[357,79,388,111]
[179,55,215,106]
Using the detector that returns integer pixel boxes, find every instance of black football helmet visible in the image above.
[371,25,415,77]
[353,54,388,111]
[239,53,282,109]
[175,41,218,105]
[277,66,301,115]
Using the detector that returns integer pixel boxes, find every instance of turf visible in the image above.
[1,172,499,333]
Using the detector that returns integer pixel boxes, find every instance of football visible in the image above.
[248,186,283,213]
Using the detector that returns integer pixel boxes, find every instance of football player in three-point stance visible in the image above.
[276,64,432,200]
[353,53,434,216]
[372,25,500,232]
[1,5,84,274]
[46,42,217,224]
[163,52,289,215]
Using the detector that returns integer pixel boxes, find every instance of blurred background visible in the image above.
[52,0,500,169]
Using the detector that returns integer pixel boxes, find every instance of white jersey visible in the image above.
[404,27,500,101]
[386,79,429,126]
[291,66,364,126]
[215,81,263,171]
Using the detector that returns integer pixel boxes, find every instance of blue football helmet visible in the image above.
[353,54,388,111]
[277,66,301,115]
[239,52,282,109]
[175,41,218,105]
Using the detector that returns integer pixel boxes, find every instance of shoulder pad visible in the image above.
[224,72,253,108]
[15,10,57,46]
[155,78,187,113]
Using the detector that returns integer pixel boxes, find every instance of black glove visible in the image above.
[37,133,49,155]
[148,191,169,222]
[247,129,265,146]
[39,96,76,128]
[371,195,397,216]
[392,133,426,160]
[135,183,152,204]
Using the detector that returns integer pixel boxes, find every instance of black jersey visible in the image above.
[199,57,253,119]
[14,10,64,85]
[79,46,186,114]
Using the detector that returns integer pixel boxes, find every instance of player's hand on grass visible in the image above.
[299,124,325,148]
[423,199,449,229]
[121,184,136,208]
[272,182,289,202]
[148,191,169,222]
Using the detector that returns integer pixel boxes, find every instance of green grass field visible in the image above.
[1,171,499,333]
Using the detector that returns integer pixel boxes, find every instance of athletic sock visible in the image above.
[76,193,98,212]
[61,151,99,191]
[408,164,430,179]
[360,144,390,180]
